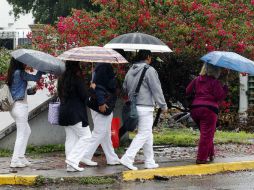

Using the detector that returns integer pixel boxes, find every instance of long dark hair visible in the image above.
[57,60,82,100]
[6,57,25,86]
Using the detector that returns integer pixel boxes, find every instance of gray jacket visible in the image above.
[123,62,167,110]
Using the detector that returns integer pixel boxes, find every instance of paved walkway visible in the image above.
[1,144,254,185]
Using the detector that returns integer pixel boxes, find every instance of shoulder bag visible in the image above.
[122,65,150,132]
[0,83,14,112]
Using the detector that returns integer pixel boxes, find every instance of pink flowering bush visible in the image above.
[28,0,254,130]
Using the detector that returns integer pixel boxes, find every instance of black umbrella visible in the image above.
[104,32,172,53]
[11,49,65,75]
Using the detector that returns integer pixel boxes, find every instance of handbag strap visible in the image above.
[134,65,150,97]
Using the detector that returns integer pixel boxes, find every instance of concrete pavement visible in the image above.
[1,149,254,185]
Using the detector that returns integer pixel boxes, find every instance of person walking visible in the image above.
[120,50,168,170]
[6,58,44,168]
[82,62,120,166]
[186,63,228,164]
[57,61,94,172]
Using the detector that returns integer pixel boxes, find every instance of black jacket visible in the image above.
[58,77,88,127]
[93,63,116,104]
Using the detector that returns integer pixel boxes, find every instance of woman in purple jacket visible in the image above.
[186,64,228,164]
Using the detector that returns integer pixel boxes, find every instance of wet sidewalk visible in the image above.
[0,144,254,184]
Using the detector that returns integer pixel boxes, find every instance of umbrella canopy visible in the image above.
[11,49,65,75]
[200,51,254,75]
[104,32,172,53]
[57,46,128,64]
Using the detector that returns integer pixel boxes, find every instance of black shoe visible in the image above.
[196,160,208,164]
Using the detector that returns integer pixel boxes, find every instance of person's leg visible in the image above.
[197,108,217,162]
[64,126,77,158]
[120,111,152,170]
[64,126,78,171]
[10,103,30,167]
[208,120,217,161]
[100,113,120,164]
[66,123,92,165]
[82,110,108,161]
[142,111,157,168]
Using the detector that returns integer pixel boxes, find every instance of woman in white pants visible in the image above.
[58,61,94,172]
[82,62,120,165]
[120,50,168,170]
[6,58,43,168]
[82,110,120,165]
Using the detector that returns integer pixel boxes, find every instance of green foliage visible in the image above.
[130,128,254,146]
[0,144,65,158]
[0,149,11,157]
[34,176,53,187]
[7,0,100,24]
[34,176,116,187]
[78,176,116,185]
[0,48,11,77]
[31,0,254,108]
[26,144,65,154]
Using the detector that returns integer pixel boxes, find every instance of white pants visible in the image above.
[10,102,31,161]
[65,122,92,165]
[83,110,119,164]
[121,110,155,165]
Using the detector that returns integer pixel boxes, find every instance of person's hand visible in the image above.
[90,83,96,89]
[161,108,168,114]
[99,104,108,113]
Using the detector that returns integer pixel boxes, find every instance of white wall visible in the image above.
[0,0,34,29]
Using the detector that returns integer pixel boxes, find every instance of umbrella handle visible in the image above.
[153,108,162,128]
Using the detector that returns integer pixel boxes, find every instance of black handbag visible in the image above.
[122,65,149,132]
[87,85,117,116]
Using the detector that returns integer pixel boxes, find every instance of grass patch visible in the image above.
[78,176,115,185]
[26,144,64,154]
[0,144,65,157]
[130,128,254,146]
[34,176,116,187]
[0,149,11,157]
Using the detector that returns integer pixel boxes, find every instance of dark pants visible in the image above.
[191,107,217,161]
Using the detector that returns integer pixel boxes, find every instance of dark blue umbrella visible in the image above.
[201,51,254,75]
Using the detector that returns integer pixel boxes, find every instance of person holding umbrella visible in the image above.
[6,58,44,168]
[57,61,94,172]
[120,50,168,170]
[81,62,120,166]
[186,63,228,164]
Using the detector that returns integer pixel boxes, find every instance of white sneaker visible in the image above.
[66,164,77,172]
[65,160,84,172]
[145,163,159,169]
[80,158,98,166]
[107,160,121,165]
[20,157,31,166]
[120,159,138,170]
[10,160,26,168]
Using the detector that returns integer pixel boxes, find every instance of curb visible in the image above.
[122,160,254,181]
[0,174,38,185]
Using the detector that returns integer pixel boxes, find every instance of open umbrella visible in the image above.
[200,51,254,75]
[11,49,65,75]
[57,46,128,64]
[104,32,172,53]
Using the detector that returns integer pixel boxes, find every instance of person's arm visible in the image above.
[186,79,196,95]
[146,68,168,111]
[95,87,106,106]
[21,70,44,81]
